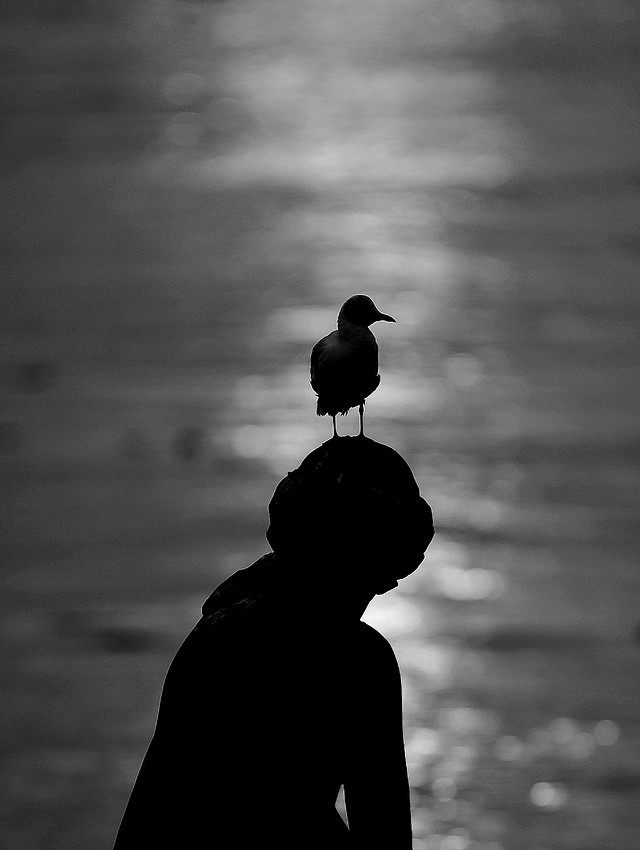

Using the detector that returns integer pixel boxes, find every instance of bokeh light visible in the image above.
[529,782,569,810]
[2,0,640,848]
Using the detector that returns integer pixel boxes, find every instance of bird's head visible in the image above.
[338,295,395,328]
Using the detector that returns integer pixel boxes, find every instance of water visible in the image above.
[1,1,639,848]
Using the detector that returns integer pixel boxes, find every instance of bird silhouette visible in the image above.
[310,295,395,438]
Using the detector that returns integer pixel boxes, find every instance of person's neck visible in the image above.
[270,554,375,622]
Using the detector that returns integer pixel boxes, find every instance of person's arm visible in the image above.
[343,625,413,850]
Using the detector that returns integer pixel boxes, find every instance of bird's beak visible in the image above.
[376,312,395,323]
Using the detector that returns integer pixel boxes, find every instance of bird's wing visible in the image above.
[310,331,340,391]
[310,339,322,386]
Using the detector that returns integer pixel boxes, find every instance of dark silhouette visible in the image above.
[310,295,395,438]
[113,436,434,849]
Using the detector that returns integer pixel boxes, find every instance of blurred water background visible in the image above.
[1,1,639,848]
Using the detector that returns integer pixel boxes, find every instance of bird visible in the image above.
[310,294,395,438]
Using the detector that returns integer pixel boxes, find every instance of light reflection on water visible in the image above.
[2,0,640,848]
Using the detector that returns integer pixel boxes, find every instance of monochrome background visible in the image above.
[1,1,639,847]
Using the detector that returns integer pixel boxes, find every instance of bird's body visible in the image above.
[310,295,395,437]
[311,325,380,417]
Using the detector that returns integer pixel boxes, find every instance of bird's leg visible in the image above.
[332,415,338,438]
[358,402,365,437]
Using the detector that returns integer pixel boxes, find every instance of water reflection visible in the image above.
[2,0,640,848]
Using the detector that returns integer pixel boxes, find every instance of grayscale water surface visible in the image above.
[1,1,639,848]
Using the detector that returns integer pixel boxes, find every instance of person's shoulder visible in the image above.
[342,622,402,705]
[352,621,400,669]
[354,620,392,648]
[201,553,275,618]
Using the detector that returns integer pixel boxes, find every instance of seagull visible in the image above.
[310,294,395,438]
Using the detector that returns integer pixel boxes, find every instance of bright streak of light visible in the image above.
[372,373,446,417]
[529,782,569,810]
[399,642,456,691]
[266,307,335,343]
[231,424,270,458]
[426,564,505,601]
[407,727,443,763]
[566,732,596,760]
[229,423,319,474]
[362,594,422,635]
[442,829,471,850]
[439,706,498,737]
[432,776,457,802]
[549,717,579,744]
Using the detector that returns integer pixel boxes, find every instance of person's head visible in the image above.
[266,436,434,595]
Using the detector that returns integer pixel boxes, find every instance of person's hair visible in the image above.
[266,437,433,592]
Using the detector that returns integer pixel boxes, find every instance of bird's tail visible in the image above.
[316,399,327,416]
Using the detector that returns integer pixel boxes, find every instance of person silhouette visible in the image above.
[113,436,434,849]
